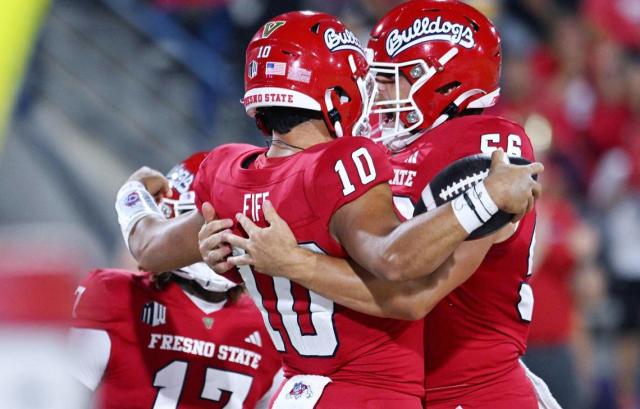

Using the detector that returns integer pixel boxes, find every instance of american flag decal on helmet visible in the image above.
[141,301,166,327]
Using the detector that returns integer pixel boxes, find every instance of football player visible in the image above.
[370,4,545,408]
[70,152,283,409]
[118,11,541,408]
[202,2,556,408]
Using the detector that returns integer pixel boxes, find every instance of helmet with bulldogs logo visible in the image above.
[161,152,237,293]
[243,11,374,138]
[368,0,501,151]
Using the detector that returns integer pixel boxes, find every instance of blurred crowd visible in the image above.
[486,1,640,409]
[142,0,640,408]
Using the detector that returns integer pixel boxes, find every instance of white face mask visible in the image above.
[369,58,427,150]
[173,262,238,292]
[366,47,461,151]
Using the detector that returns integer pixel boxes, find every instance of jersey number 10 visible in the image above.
[236,244,339,357]
[334,148,377,196]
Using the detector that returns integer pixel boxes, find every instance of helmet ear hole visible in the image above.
[436,81,462,95]
[334,87,351,104]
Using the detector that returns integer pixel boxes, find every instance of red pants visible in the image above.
[425,363,537,409]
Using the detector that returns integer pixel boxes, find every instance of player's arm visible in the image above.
[330,149,541,281]
[116,167,209,272]
[349,225,516,319]
[212,200,511,319]
[68,328,111,392]
[214,148,540,283]
[130,212,204,272]
[290,237,495,320]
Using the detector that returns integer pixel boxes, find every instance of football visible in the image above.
[413,153,535,240]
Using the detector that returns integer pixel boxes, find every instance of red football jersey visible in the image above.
[388,115,537,400]
[72,269,282,409]
[193,137,425,399]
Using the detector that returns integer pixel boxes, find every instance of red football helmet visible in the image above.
[243,11,374,138]
[368,0,502,151]
[160,151,208,218]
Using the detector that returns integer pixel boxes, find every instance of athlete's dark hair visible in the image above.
[256,106,323,134]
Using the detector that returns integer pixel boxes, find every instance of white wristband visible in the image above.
[115,181,163,248]
[451,181,499,234]
[473,181,499,215]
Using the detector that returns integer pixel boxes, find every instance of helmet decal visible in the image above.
[265,61,287,76]
[248,60,258,79]
[161,151,208,218]
[386,16,476,57]
[324,28,365,55]
[166,163,195,196]
[287,66,312,84]
[262,21,286,38]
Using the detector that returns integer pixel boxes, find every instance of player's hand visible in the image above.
[224,201,306,279]
[484,149,543,221]
[198,202,234,274]
[127,166,172,203]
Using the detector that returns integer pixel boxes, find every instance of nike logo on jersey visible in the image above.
[244,331,262,347]
[141,301,166,327]
[390,169,417,187]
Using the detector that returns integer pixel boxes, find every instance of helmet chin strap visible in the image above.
[430,88,486,130]
[324,88,343,137]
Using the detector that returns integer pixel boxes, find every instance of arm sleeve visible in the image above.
[307,137,394,216]
[68,328,111,391]
[255,369,284,409]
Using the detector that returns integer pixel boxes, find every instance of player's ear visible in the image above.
[255,112,272,137]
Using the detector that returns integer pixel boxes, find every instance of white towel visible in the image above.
[520,359,563,409]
